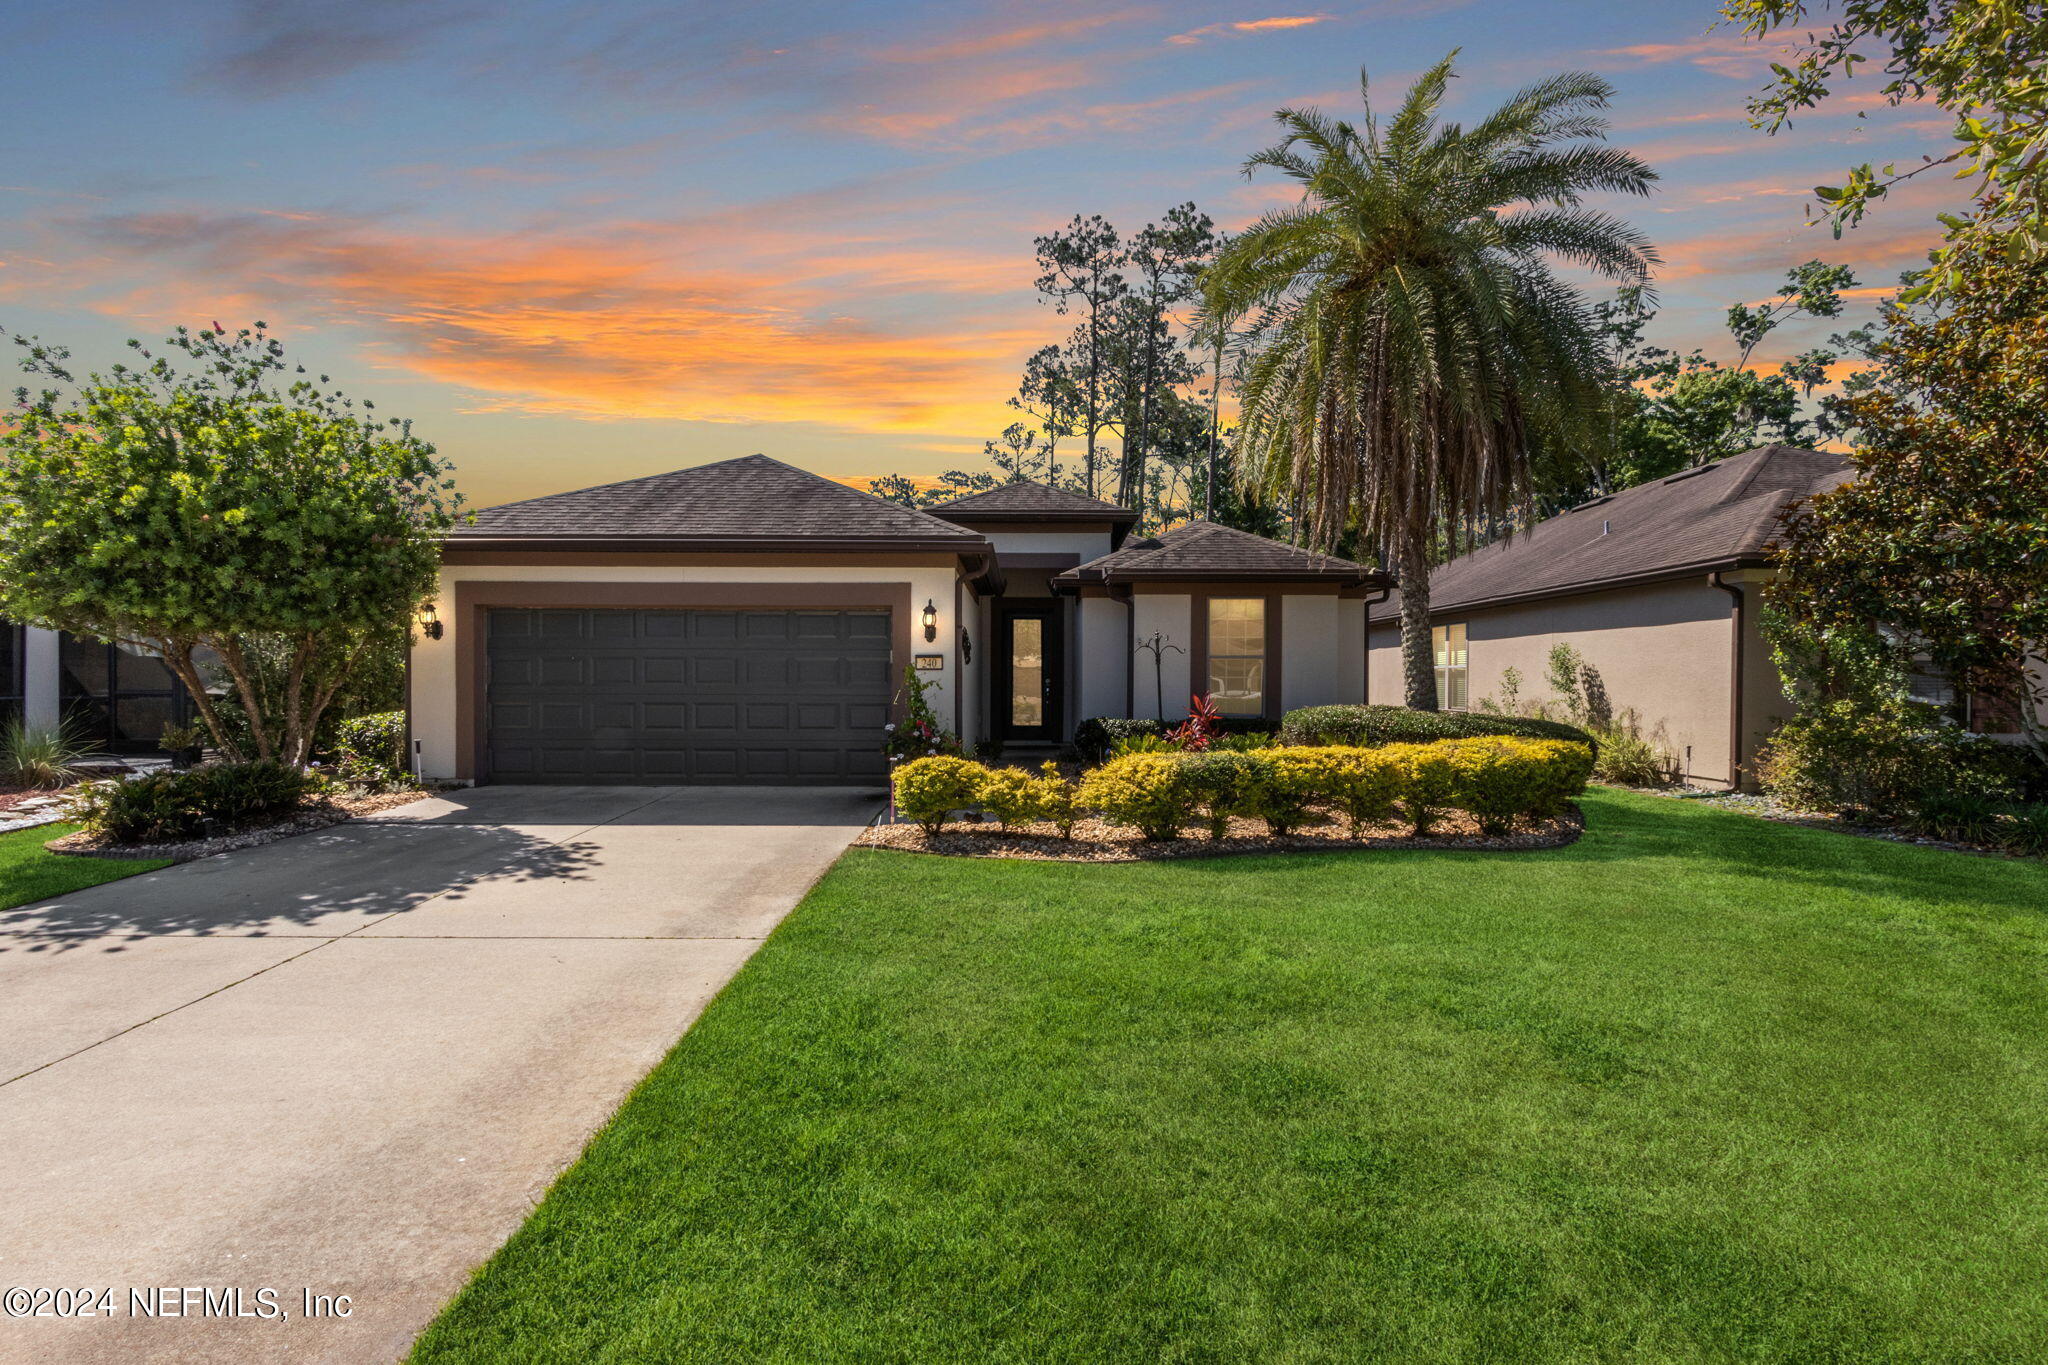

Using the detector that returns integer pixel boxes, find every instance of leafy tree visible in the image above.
[0,323,461,764]
[1721,0,2048,294]
[865,472,927,507]
[1119,203,1220,507]
[1202,56,1659,708]
[1033,215,1127,498]
[1010,344,1084,482]
[1769,234,2048,758]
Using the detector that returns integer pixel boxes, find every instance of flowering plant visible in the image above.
[883,665,964,764]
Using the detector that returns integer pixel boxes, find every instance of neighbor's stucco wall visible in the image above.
[411,560,963,783]
[1076,596,1129,723]
[1129,592,1191,720]
[1367,575,1783,787]
[1281,595,1342,713]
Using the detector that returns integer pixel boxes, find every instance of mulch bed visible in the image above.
[44,788,438,864]
[856,805,1583,862]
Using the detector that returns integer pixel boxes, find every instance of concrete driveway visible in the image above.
[0,784,880,1364]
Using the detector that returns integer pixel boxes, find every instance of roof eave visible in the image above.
[1366,553,1777,622]
[444,533,990,555]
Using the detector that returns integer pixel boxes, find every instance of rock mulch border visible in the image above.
[856,805,1583,863]
[44,789,434,865]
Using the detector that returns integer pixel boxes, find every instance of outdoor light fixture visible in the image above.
[921,599,938,642]
[959,628,973,665]
[420,603,444,641]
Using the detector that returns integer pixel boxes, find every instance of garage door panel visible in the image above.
[486,607,893,785]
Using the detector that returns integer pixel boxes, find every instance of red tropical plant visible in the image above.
[1168,693,1224,751]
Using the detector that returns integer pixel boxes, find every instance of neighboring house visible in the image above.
[408,455,1389,785]
[1366,444,1855,789]
[0,623,198,754]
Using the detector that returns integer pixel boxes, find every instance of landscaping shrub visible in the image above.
[1998,804,2048,857]
[1439,737,1578,836]
[892,756,986,836]
[884,667,963,764]
[0,718,95,789]
[1757,699,2024,818]
[1077,753,1196,841]
[1278,704,1594,752]
[1033,762,1079,840]
[976,766,1045,831]
[1250,749,1330,836]
[1073,715,1278,764]
[1589,721,1673,786]
[1383,742,1460,836]
[1110,733,1179,757]
[1176,750,1263,839]
[1305,745,1405,835]
[1903,791,2009,846]
[69,759,318,843]
[332,710,408,787]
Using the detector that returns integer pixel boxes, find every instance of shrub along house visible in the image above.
[407,456,1390,785]
[1367,444,1858,789]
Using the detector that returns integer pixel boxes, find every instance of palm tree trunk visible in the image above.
[1398,531,1438,710]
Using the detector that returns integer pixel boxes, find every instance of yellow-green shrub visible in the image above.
[1177,750,1263,839]
[1384,741,1460,836]
[1249,748,1326,835]
[1307,745,1405,835]
[1077,752,1195,841]
[1442,736,1596,835]
[893,755,988,836]
[977,766,1043,830]
[1034,762,1079,839]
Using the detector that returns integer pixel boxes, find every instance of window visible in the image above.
[0,624,20,727]
[60,633,196,753]
[1433,623,1468,710]
[1207,598,1266,717]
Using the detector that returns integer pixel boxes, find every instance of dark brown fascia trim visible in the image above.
[1365,555,1772,625]
[445,534,989,556]
[444,549,974,569]
[1053,569,1388,592]
[930,509,1135,525]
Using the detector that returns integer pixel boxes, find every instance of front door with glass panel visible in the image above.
[996,605,1063,742]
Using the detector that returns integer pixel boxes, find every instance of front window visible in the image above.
[1433,623,1469,710]
[1208,598,1266,717]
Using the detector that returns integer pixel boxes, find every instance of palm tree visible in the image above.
[1201,54,1659,709]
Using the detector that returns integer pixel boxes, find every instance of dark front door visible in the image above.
[485,607,894,785]
[995,604,1063,743]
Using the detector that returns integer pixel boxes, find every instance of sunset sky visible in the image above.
[3,1,1966,508]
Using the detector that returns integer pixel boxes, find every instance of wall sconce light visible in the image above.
[921,598,938,642]
[420,603,444,641]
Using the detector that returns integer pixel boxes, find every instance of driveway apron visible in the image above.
[0,784,879,1364]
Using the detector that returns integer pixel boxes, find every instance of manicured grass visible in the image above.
[413,790,2048,1362]
[0,823,165,910]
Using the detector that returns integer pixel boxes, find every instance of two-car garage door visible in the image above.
[485,607,894,784]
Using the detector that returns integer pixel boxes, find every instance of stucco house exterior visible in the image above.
[406,455,1389,785]
[1367,444,1853,789]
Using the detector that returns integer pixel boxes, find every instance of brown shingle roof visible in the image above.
[927,480,1136,520]
[451,454,987,549]
[1368,444,1853,621]
[1056,520,1387,585]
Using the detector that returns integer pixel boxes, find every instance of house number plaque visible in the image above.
[913,654,944,671]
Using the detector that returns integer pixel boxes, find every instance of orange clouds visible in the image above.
[1169,15,1330,44]
[61,209,1038,437]
[1597,31,1790,79]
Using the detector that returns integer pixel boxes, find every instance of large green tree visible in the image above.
[0,324,461,764]
[1722,0,2048,295]
[1202,56,1660,708]
[1770,235,2048,758]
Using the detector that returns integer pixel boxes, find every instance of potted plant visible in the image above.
[158,722,206,771]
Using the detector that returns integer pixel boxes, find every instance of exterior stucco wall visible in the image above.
[1076,596,1129,722]
[1367,576,1780,787]
[985,529,1114,561]
[23,625,60,728]
[1281,595,1341,713]
[1338,598,1367,704]
[1129,593,1191,720]
[412,560,962,783]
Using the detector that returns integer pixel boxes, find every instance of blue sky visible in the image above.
[1,1,1964,506]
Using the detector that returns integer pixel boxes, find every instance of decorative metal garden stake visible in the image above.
[1133,632,1185,722]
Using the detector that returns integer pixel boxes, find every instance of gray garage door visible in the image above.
[485,608,894,784]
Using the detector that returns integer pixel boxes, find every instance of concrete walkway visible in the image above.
[0,785,880,1364]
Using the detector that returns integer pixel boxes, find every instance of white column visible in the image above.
[23,627,61,727]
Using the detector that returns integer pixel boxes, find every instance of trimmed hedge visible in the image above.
[1278,704,1595,752]
[1073,715,1279,763]
[69,760,321,844]
[891,737,1593,844]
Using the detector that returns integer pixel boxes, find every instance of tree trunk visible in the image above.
[157,639,246,763]
[1125,297,1159,508]
[1398,530,1439,711]
[213,636,276,760]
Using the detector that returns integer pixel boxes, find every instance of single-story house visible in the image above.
[1367,443,1853,789]
[1,624,200,754]
[408,455,1390,785]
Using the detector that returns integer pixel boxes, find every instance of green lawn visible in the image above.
[413,789,2048,1363]
[0,823,165,910]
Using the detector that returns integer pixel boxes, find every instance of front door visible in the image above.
[995,604,1063,743]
